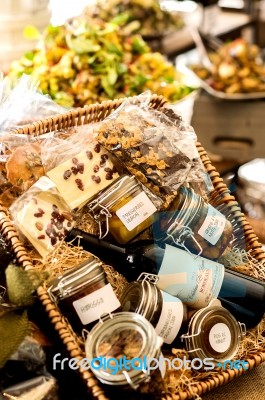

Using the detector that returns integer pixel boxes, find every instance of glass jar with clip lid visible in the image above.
[120,272,187,345]
[86,175,158,244]
[181,299,246,363]
[47,256,121,334]
[85,311,164,390]
[153,185,233,260]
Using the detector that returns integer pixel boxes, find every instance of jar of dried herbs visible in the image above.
[87,175,157,244]
[153,186,233,260]
[47,256,121,334]
[120,273,187,345]
[85,312,163,389]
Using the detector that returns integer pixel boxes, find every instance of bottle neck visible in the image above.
[67,228,165,280]
[67,228,127,255]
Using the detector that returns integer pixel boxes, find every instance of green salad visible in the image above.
[87,0,184,37]
[9,15,194,107]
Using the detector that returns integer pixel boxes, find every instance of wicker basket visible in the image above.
[2,94,265,399]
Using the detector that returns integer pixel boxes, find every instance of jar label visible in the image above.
[157,245,224,309]
[209,323,231,353]
[198,205,226,245]
[72,284,121,325]
[116,191,156,231]
[155,291,184,344]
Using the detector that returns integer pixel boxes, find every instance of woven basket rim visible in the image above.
[1,93,265,400]
[10,94,168,136]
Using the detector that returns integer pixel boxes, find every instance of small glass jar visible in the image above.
[153,186,233,260]
[47,256,121,334]
[120,273,187,345]
[87,175,157,244]
[85,312,163,390]
[181,299,246,363]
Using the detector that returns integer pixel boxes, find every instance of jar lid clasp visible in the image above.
[99,312,114,324]
[167,225,203,258]
[95,204,112,239]
[122,368,151,390]
[239,322,246,337]
[180,329,201,348]
[137,272,159,285]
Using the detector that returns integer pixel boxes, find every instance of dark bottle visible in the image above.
[67,228,265,329]
[67,228,163,281]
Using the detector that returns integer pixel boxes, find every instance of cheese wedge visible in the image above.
[47,143,119,209]
[16,191,74,258]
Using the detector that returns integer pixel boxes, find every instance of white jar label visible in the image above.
[155,291,184,344]
[157,245,224,309]
[209,323,231,353]
[198,205,226,245]
[116,191,156,231]
[72,284,121,325]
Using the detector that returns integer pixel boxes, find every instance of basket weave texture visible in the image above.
[1,94,265,399]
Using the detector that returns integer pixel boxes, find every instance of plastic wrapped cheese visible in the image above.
[10,177,75,258]
[46,143,120,209]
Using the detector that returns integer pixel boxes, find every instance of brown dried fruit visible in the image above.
[93,165,99,173]
[94,143,101,153]
[35,222,43,231]
[34,212,43,218]
[71,166,78,175]
[91,175,101,184]
[51,210,59,218]
[86,151,93,160]
[72,157,78,165]
[55,221,63,230]
[57,232,64,240]
[63,170,72,180]
[77,163,84,174]
[51,237,57,246]
[57,214,65,222]
[61,211,72,221]
[37,235,45,240]
[45,224,53,237]
[75,178,84,191]
[105,172,113,180]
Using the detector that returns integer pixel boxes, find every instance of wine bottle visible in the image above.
[67,228,265,328]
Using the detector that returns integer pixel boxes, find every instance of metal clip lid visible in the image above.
[48,257,104,301]
[87,175,139,239]
[167,225,203,257]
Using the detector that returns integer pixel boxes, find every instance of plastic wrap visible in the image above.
[40,124,97,172]
[9,177,76,258]
[1,335,58,400]
[41,127,122,210]
[0,74,66,133]
[95,92,211,207]
[0,74,68,207]
[1,376,58,400]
